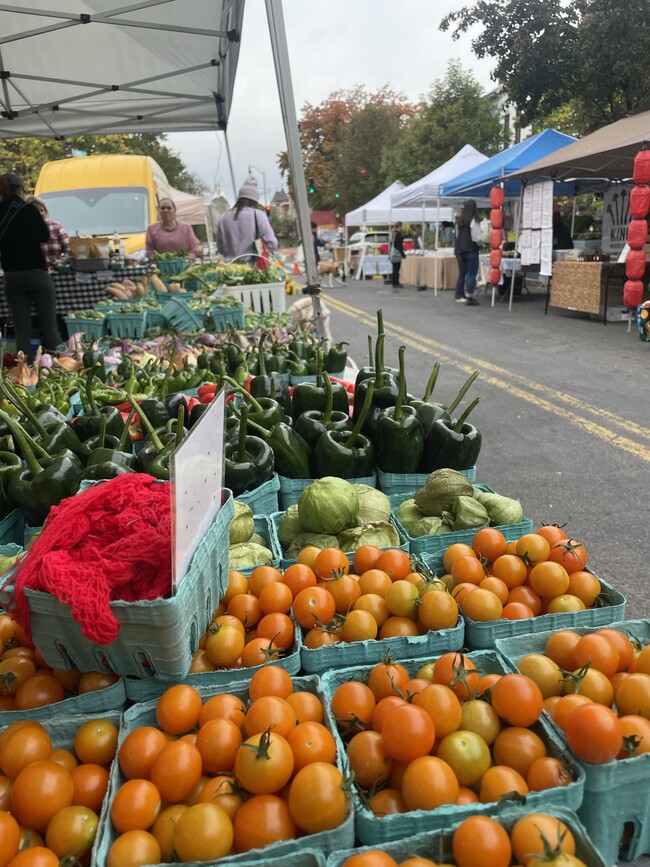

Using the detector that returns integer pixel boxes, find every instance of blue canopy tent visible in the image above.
[438,129,577,311]
[438,129,577,199]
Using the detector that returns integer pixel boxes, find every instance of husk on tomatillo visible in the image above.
[298,476,359,535]
[277,504,303,548]
[354,484,391,525]
[474,489,523,525]
[229,500,255,544]
[337,520,401,553]
[414,468,474,516]
[229,542,274,570]
[286,532,339,559]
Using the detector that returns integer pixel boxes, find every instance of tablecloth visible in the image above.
[0,266,153,321]
[401,255,459,290]
[362,255,391,278]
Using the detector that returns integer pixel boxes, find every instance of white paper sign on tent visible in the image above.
[522,186,533,228]
[541,181,555,228]
[540,229,554,276]
[170,389,226,593]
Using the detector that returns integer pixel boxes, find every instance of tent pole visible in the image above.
[265,0,319,297]
[223,130,238,202]
[508,186,524,312]
[571,195,577,237]
[433,194,441,297]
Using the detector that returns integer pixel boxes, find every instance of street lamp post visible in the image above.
[248,165,268,207]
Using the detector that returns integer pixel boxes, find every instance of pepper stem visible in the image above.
[237,404,249,462]
[233,407,270,440]
[223,376,265,413]
[160,348,177,401]
[322,372,333,427]
[453,397,480,433]
[316,347,323,389]
[127,395,164,451]
[446,370,480,416]
[257,331,269,377]
[376,308,384,337]
[367,334,374,369]
[85,366,100,417]
[0,377,47,438]
[98,413,107,450]
[175,405,185,449]
[422,362,441,402]
[374,333,385,379]
[394,346,406,422]
[345,382,374,449]
[118,409,136,451]
[0,408,44,476]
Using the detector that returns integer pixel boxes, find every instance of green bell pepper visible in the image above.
[353,332,399,437]
[294,372,352,451]
[324,341,348,374]
[82,344,106,382]
[411,368,480,441]
[69,366,125,441]
[87,411,137,470]
[244,414,312,479]
[419,397,482,473]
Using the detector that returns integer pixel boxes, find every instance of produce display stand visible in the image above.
[549,259,650,323]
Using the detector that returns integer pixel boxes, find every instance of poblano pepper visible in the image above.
[249,332,291,414]
[224,378,288,429]
[82,343,106,382]
[67,366,125,441]
[87,410,137,470]
[312,381,375,479]
[324,341,348,374]
[291,350,348,421]
[224,404,274,495]
[417,372,480,472]
[376,346,424,473]
[244,414,312,479]
[420,397,482,472]
[352,333,399,437]
[294,372,352,451]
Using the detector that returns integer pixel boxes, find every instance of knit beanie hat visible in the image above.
[238,174,259,203]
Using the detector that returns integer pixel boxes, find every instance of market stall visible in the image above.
[401,250,459,290]
[549,259,650,321]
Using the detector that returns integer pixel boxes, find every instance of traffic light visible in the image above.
[360,168,367,174]
[265,204,271,215]
[308,177,315,194]
[334,192,340,199]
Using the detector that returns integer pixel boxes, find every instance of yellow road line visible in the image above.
[324,293,650,463]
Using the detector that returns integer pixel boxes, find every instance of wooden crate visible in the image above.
[551,261,626,315]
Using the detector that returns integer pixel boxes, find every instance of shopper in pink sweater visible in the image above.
[145,198,203,260]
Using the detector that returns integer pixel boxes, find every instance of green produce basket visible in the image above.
[238,852,326,867]
[156,257,186,277]
[234,514,282,577]
[161,297,206,332]
[278,473,377,511]
[496,619,650,866]
[426,544,626,648]
[154,289,197,302]
[6,491,234,681]
[64,315,107,340]
[392,483,533,557]
[210,302,246,332]
[320,649,585,846]
[270,512,408,571]
[0,678,126,726]
[325,806,607,867]
[0,510,24,546]
[236,473,281,515]
[377,465,476,495]
[144,309,168,329]
[96,675,355,863]
[106,311,147,339]
[300,614,465,675]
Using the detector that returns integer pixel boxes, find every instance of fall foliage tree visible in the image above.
[440,0,650,134]
[277,86,414,212]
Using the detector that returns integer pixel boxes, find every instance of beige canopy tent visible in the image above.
[506,109,650,182]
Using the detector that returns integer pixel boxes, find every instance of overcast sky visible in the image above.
[166,1,496,203]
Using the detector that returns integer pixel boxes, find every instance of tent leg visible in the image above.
[571,196,577,237]
[265,0,319,298]
[223,130,238,203]
[508,188,524,312]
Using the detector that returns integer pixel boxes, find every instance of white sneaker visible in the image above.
[455,297,467,303]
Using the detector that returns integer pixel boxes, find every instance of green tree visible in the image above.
[277,86,413,210]
[0,132,205,193]
[440,0,650,134]
[381,61,502,186]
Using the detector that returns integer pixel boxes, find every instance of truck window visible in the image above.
[39,186,149,236]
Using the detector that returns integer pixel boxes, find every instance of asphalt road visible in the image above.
[319,278,649,619]
[316,276,650,867]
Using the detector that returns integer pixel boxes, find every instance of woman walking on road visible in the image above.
[389,221,406,291]
[454,199,482,306]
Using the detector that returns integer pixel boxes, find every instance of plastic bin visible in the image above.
[325,807,607,867]
[226,281,287,314]
[426,544,625,648]
[377,465,476,495]
[106,311,147,339]
[161,297,206,332]
[392,483,533,557]
[6,491,234,680]
[0,510,24,546]
[210,302,246,332]
[0,678,126,726]
[64,316,107,340]
[95,675,355,863]
[496,619,650,865]
[320,649,585,846]
[156,257,187,277]
[278,473,377,511]
[235,514,283,578]
[271,512,408,571]
[235,473,281,515]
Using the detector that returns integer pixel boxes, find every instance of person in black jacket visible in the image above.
[390,222,406,290]
[0,172,61,359]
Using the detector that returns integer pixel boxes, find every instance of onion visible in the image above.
[195,334,218,347]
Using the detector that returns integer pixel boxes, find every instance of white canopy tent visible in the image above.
[346,180,453,227]
[391,144,490,209]
[169,187,207,226]
[0,0,321,293]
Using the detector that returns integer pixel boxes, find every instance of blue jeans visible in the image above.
[455,251,479,299]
